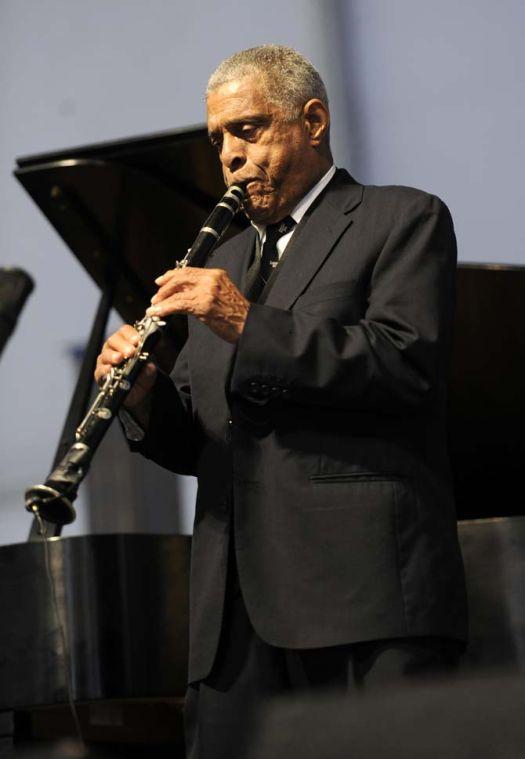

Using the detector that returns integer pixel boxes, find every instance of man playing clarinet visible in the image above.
[95,45,467,759]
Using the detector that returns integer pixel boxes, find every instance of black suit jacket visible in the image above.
[134,169,468,683]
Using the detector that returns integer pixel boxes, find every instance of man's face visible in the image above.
[207,75,321,224]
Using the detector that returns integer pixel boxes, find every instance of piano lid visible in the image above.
[13,125,249,324]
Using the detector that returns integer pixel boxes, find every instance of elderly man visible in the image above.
[96,45,467,758]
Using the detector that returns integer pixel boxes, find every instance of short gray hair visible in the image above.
[206,44,329,121]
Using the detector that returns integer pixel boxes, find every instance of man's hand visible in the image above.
[95,324,157,410]
[146,267,250,344]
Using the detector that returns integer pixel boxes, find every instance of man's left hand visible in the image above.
[146,267,250,344]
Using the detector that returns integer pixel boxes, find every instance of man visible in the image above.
[96,45,467,758]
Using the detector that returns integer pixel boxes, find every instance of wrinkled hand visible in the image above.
[146,267,250,343]
[94,324,157,410]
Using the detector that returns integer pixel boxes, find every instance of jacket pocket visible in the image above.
[310,471,410,484]
[295,280,358,306]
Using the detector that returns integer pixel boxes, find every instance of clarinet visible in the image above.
[25,184,244,526]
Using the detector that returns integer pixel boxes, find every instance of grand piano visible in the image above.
[0,128,524,756]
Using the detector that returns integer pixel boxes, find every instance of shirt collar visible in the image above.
[251,165,336,240]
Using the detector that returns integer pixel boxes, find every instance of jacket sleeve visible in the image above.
[229,193,457,415]
[127,341,200,474]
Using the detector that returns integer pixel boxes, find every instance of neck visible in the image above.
[276,159,334,221]
[305,156,333,191]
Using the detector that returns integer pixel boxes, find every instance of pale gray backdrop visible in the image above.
[0,0,523,545]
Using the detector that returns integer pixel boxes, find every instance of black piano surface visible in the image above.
[0,534,190,710]
[448,263,525,520]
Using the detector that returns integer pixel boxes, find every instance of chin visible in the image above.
[244,198,275,224]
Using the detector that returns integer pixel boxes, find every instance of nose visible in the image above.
[220,133,246,174]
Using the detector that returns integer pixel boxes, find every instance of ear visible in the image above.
[302,99,330,147]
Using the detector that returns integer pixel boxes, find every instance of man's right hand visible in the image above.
[95,324,157,410]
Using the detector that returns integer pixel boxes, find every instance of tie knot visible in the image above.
[265,215,296,243]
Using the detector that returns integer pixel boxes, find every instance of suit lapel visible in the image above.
[260,170,364,310]
[218,225,256,291]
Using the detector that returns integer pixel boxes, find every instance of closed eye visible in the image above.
[208,116,269,151]
[231,116,269,141]
[238,124,259,139]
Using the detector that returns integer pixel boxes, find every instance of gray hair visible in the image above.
[206,44,329,121]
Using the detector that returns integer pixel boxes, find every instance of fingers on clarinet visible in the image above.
[107,333,136,359]
[151,278,185,304]
[101,346,123,364]
[155,268,175,284]
[95,361,110,386]
[121,324,140,344]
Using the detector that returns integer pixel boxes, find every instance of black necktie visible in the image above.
[249,215,296,301]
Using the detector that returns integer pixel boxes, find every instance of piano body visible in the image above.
[0,128,523,755]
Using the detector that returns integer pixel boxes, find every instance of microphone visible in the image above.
[0,268,35,358]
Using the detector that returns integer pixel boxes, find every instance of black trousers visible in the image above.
[185,546,463,759]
